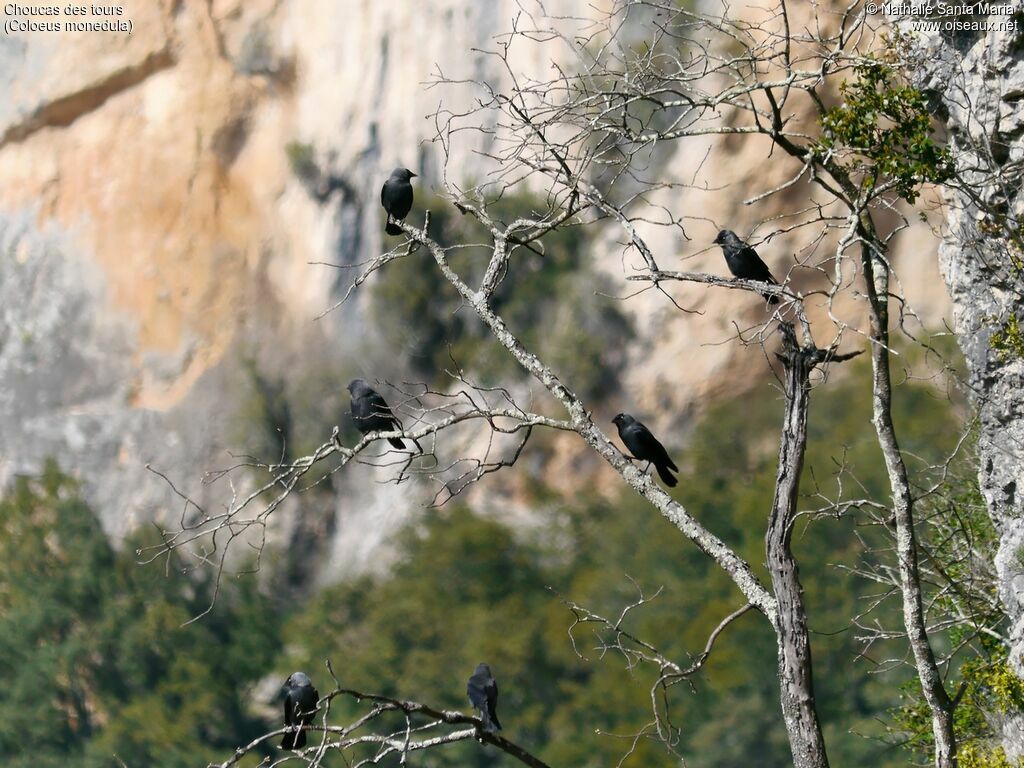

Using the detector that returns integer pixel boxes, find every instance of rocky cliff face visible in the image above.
[0,0,570,577]
[904,15,1024,756]
[0,1,952,581]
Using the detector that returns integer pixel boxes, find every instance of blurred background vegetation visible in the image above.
[5,341,1009,766]
[369,192,632,402]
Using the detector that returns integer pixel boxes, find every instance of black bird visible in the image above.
[347,378,406,449]
[713,229,780,304]
[467,663,502,732]
[612,413,678,488]
[381,167,417,235]
[281,672,319,750]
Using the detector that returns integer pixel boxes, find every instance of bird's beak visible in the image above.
[410,172,418,178]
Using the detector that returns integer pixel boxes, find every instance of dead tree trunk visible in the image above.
[860,229,958,768]
[766,322,837,768]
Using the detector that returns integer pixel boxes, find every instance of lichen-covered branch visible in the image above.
[401,214,778,620]
[210,685,551,768]
[860,221,957,768]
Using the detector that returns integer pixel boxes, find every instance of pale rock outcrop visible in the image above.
[902,15,1024,757]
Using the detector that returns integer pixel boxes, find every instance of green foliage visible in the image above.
[231,353,356,463]
[888,465,1022,767]
[976,215,1024,275]
[960,743,1018,768]
[894,644,1024,768]
[990,313,1024,362]
[234,355,294,463]
[0,463,280,768]
[0,463,113,767]
[285,141,318,183]
[370,191,632,401]
[963,649,1024,717]
[816,60,954,203]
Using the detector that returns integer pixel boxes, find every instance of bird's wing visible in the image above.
[300,688,319,723]
[741,245,777,283]
[368,392,400,425]
[488,678,499,709]
[632,421,657,446]
[633,424,672,464]
[284,694,294,726]
[467,680,481,706]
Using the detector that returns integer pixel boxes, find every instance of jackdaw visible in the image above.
[347,378,406,449]
[713,229,780,304]
[381,167,417,236]
[281,672,319,750]
[612,413,678,487]
[467,662,502,732]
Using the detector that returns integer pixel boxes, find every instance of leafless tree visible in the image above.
[208,661,552,768]
[146,2,985,766]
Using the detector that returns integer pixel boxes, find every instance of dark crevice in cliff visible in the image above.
[0,47,176,148]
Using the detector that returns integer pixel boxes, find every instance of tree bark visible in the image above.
[767,322,832,768]
[408,220,778,620]
[861,225,958,768]
[409,221,840,766]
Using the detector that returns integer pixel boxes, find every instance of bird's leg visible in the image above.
[625,456,651,479]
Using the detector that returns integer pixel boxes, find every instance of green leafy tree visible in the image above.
[0,462,281,768]
[0,463,114,767]
[816,57,954,204]
[890,474,1022,768]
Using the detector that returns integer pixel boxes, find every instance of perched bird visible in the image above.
[713,229,780,304]
[612,413,678,488]
[467,663,502,732]
[381,167,417,236]
[281,672,319,751]
[347,379,406,449]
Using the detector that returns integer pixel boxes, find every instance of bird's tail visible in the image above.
[656,463,678,487]
[281,728,307,750]
[385,218,403,236]
[386,417,407,449]
[479,708,500,732]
